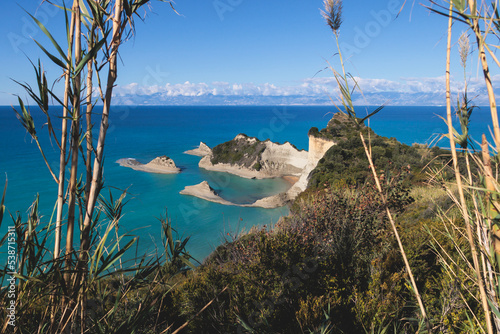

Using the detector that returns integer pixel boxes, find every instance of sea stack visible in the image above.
[184,142,212,156]
[117,155,181,174]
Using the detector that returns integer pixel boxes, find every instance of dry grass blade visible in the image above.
[359,132,429,328]
[443,1,494,332]
[466,0,500,152]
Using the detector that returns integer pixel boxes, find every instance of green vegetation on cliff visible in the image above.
[308,112,449,189]
[210,134,266,169]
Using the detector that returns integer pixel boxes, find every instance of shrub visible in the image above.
[308,126,451,191]
[211,135,266,167]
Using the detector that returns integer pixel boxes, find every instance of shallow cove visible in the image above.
[199,170,292,205]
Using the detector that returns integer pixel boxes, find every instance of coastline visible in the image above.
[183,132,335,209]
[180,181,289,208]
[198,156,278,179]
[197,135,309,180]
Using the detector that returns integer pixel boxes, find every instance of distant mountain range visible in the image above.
[111,91,491,106]
[110,76,500,106]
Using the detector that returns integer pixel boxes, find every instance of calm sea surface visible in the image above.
[0,105,494,262]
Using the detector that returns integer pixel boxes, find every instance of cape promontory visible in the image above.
[182,127,338,208]
[198,134,309,179]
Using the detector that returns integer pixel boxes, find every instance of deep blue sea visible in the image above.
[0,105,494,263]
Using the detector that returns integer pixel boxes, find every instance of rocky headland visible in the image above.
[181,114,344,207]
[199,134,309,179]
[117,155,181,174]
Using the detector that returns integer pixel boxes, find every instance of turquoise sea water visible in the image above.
[0,105,494,262]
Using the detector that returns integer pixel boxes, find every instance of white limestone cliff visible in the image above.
[199,134,308,179]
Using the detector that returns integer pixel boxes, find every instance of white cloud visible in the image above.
[112,75,497,106]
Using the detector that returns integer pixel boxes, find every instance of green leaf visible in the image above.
[424,3,469,25]
[13,97,37,138]
[236,315,256,333]
[84,0,108,31]
[98,237,137,275]
[79,0,93,22]
[488,299,500,320]
[33,39,67,70]
[63,0,70,47]
[180,256,196,270]
[73,35,108,76]
[123,0,132,17]
[11,78,42,112]
[359,104,385,124]
[453,0,466,13]
[24,10,69,65]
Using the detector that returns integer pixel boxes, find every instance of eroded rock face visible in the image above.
[198,142,212,155]
[260,141,308,176]
[201,134,308,179]
[308,136,336,165]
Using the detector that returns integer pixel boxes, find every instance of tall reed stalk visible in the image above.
[321,0,430,330]
[6,1,179,331]
[443,2,493,333]
[422,0,500,330]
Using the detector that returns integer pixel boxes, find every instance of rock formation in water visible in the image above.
[117,155,181,174]
[180,181,235,206]
[184,142,212,157]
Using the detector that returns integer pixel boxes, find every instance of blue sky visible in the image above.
[0,0,497,105]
